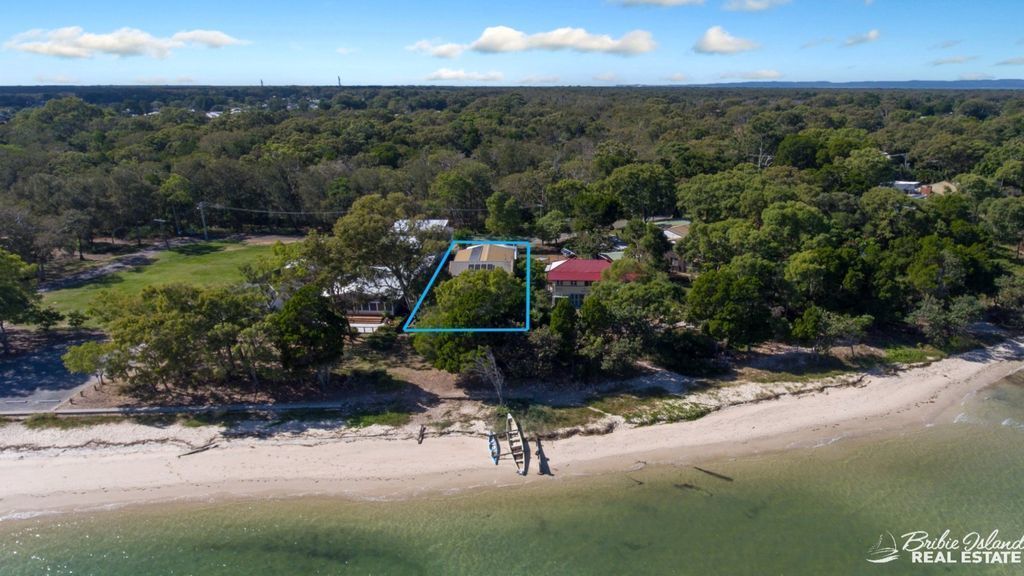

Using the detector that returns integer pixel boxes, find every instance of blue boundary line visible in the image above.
[402,239,532,333]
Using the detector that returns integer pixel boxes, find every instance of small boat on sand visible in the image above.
[505,413,527,476]
[488,432,500,465]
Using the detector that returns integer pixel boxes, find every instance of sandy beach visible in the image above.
[2,338,1022,519]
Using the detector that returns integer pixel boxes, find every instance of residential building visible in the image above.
[448,244,518,276]
[332,268,402,333]
[546,259,611,308]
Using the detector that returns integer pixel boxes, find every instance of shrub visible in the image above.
[364,324,398,351]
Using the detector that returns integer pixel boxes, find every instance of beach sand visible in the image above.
[2,339,1022,519]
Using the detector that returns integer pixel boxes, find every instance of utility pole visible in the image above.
[198,201,209,240]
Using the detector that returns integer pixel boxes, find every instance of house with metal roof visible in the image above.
[448,244,518,276]
[546,258,611,308]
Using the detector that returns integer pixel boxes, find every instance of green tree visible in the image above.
[995,160,1024,190]
[534,210,568,245]
[677,164,758,223]
[792,306,873,355]
[332,194,449,309]
[601,163,675,221]
[571,188,620,230]
[271,284,348,388]
[0,249,38,354]
[62,341,115,385]
[841,148,893,192]
[984,196,1024,260]
[158,174,192,236]
[594,141,637,177]
[412,269,526,372]
[623,220,672,270]
[484,190,522,237]
[687,265,773,348]
[775,133,822,170]
[908,295,983,347]
[993,275,1024,328]
[550,298,578,357]
[429,162,491,228]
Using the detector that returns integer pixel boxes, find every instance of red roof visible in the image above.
[546,259,611,282]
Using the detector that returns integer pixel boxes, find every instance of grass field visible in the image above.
[43,241,276,316]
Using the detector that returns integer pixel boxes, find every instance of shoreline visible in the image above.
[3,338,1023,520]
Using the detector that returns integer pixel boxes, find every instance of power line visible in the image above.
[201,203,348,216]
[198,203,502,217]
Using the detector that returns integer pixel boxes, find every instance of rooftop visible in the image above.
[452,244,517,263]
[547,259,611,282]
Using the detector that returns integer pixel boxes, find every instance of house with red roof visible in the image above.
[545,258,611,308]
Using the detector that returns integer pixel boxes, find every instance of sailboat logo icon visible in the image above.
[866,532,900,564]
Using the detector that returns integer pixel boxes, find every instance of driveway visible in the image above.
[0,335,99,413]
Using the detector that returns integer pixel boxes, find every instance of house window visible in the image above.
[569,293,584,308]
[570,281,578,286]
[584,281,592,287]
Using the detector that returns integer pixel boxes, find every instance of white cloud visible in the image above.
[335,47,357,56]
[33,73,77,84]
[169,30,245,48]
[959,72,993,81]
[617,0,704,5]
[593,72,619,82]
[996,56,1024,65]
[844,29,880,47]
[800,36,833,49]
[724,0,790,12]
[720,69,782,79]
[5,26,246,59]
[425,68,503,82]
[410,26,656,58]
[665,72,688,82]
[694,26,758,54]
[932,39,961,49]
[931,55,976,66]
[470,26,655,55]
[519,74,561,84]
[406,39,465,58]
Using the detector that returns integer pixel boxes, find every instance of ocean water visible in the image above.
[2,372,1024,575]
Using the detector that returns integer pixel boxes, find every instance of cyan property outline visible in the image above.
[402,239,532,333]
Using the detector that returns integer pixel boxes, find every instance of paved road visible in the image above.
[0,336,98,414]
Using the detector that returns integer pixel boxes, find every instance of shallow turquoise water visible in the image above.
[2,372,1024,575]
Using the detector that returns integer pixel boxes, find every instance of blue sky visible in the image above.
[2,0,1022,85]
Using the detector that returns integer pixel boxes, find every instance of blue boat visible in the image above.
[488,432,500,465]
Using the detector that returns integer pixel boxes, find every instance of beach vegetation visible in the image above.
[590,389,711,426]
[22,414,122,429]
[883,345,946,365]
[346,406,412,428]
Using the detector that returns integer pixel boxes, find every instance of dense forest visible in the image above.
[1,86,1023,394]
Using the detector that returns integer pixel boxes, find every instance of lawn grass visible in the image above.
[42,241,275,316]
[22,413,123,429]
